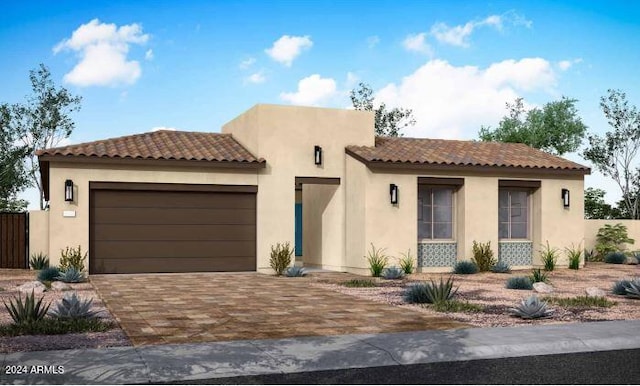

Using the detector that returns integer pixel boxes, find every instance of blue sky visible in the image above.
[2,0,640,208]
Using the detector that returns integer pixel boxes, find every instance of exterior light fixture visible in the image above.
[65,179,74,202]
[561,188,570,208]
[390,184,399,205]
[314,145,322,165]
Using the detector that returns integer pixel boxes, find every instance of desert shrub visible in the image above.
[56,267,86,283]
[3,290,51,325]
[491,260,511,273]
[539,241,558,271]
[529,268,549,283]
[506,276,533,290]
[269,242,293,276]
[471,241,496,272]
[510,295,554,319]
[604,252,627,264]
[366,244,388,277]
[49,293,99,320]
[403,277,458,304]
[0,318,113,336]
[342,279,376,288]
[29,253,49,270]
[399,250,414,274]
[59,245,87,272]
[381,266,404,280]
[431,300,483,313]
[37,266,60,282]
[542,296,616,308]
[566,244,582,270]
[595,223,634,260]
[452,261,479,275]
[284,266,306,277]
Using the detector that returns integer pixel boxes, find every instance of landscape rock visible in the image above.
[585,287,606,297]
[625,256,638,265]
[17,281,46,294]
[51,281,71,291]
[533,282,554,294]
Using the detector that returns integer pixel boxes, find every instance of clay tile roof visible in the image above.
[346,137,590,173]
[36,130,265,165]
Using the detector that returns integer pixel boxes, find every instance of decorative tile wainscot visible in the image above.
[418,242,457,267]
[498,241,533,266]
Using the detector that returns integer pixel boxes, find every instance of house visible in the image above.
[32,104,590,274]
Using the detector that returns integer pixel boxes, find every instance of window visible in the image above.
[418,186,454,240]
[499,189,529,239]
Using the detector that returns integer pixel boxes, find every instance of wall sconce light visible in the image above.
[390,184,399,205]
[561,188,570,208]
[314,145,322,165]
[64,179,74,202]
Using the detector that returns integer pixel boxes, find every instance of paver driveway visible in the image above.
[91,272,466,346]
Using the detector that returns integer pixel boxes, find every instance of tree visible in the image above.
[10,64,82,209]
[584,187,618,219]
[478,97,587,155]
[0,104,29,211]
[583,89,640,219]
[350,82,415,137]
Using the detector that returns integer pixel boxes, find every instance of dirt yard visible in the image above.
[311,263,640,328]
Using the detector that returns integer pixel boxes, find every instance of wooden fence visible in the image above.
[0,212,28,269]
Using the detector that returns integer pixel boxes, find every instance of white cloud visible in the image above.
[245,71,266,84]
[239,57,256,69]
[430,12,531,47]
[375,58,557,139]
[280,74,337,106]
[145,49,153,60]
[53,19,149,87]
[367,35,380,48]
[265,35,313,67]
[151,126,178,132]
[558,58,583,71]
[402,33,432,55]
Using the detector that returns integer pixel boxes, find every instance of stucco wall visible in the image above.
[223,104,375,272]
[584,219,640,253]
[28,210,49,260]
[302,184,344,270]
[47,162,258,268]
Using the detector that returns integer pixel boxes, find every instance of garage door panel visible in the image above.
[93,224,256,241]
[93,190,256,209]
[94,240,255,258]
[93,207,256,225]
[92,256,255,274]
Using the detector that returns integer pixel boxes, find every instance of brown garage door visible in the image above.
[90,183,256,274]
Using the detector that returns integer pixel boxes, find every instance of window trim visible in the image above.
[498,188,532,241]
[418,186,456,242]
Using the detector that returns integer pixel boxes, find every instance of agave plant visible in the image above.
[381,266,405,280]
[56,267,86,283]
[49,292,99,320]
[624,279,640,299]
[490,260,511,273]
[3,290,51,325]
[37,266,60,282]
[510,295,554,319]
[284,266,306,277]
[404,277,458,304]
[29,253,49,270]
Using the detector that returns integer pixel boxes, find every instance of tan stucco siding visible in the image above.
[47,162,258,268]
[28,210,49,260]
[345,155,368,273]
[302,184,344,270]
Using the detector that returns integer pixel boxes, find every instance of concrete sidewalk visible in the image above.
[2,320,640,385]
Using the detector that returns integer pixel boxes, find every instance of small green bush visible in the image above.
[381,266,405,280]
[0,318,113,336]
[3,291,51,325]
[29,253,49,270]
[431,300,483,313]
[529,268,549,284]
[366,244,388,277]
[452,261,479,275]
[269,242,293,276]
[595,223,634,260]
[471,241,496,272]
[604,252,627,264]
[37,267,60,282]
[284,266,306,277]
[566,244,582,270]
[540,241,558,271]
[542,296,616,308]
[399,250,414,274]
[403,277,458,304]
[506,276,533,290]
[59,245,87,272]
[342,279,377,288]
[491,260,511,273]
